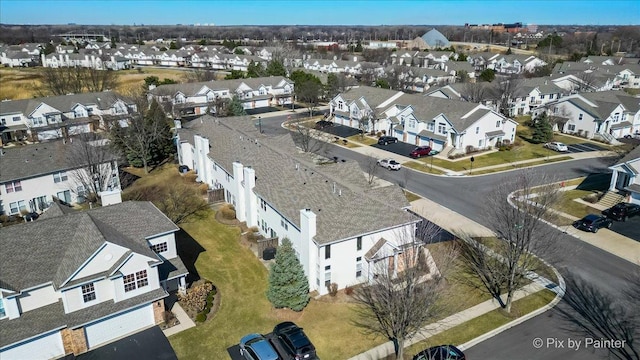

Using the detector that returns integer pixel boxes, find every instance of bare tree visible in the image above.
[38,66,118,96]
[155,183,210,224]
[66,133,119,204]
[291,122,327,154]
[556,272,639,360]
[458,170,562,313]
[364,153,379,186]
[495,74,522,117]
[183,68,217,83]
[351,222,458,359]
[463,82,490,103]
[576,71,597,92]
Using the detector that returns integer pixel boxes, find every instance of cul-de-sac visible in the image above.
[1,1,639,359]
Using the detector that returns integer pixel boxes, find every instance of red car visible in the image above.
[410,146,432,158]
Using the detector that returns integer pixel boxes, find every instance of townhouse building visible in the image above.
[0,200,188,359]
[541,90,640,141]
[330,86,517,154]
[148,76,294,119]
[0,138,121,216]
[508,78,568,116]
[176,116,420,296]
[608,145,640,205]
[0,91,136,145]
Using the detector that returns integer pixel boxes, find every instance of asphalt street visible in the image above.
[322,142,638,360]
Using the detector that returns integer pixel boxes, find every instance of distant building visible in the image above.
[421,29,450,48]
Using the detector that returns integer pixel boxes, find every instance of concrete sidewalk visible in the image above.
[163,302,196,337]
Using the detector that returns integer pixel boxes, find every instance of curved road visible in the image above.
[262,114,638,359]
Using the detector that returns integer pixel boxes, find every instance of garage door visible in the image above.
[84,304,154,348]
[0,330,65,360]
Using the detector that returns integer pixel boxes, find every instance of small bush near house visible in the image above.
[327,283,339,297]
[344,286,354,296]
[582,192,601,203]
[465,145,476,154]
[220,204,236,220]
[178,280,215,316]
[376,131,382,138]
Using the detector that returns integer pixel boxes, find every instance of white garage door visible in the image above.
[0,330,65,360]
[84,304,154,348]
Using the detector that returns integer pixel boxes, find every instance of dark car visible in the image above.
[409,146,432,158]
[314,120,333,130]
[377,136,398,145]
[602,202,640,221]
[413,345,466,360]
[23,212,39,222]
[273,322,317,360]
[239,333,281,360]
[573,214,613,233]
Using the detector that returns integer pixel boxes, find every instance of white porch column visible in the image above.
[609,170,618,191]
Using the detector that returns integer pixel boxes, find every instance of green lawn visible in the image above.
[469,156,573,175]
[347,134,379,146]
[403,161,447,175]
[556,189,602,219]
[401,289,557,359]
[404,190,422,203]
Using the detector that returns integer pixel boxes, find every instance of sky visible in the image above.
[1,0,638,26]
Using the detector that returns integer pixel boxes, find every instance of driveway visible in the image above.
[71,326,177,360]
[317,123,361,138]
[565,142,607,153]
[371,141,422,159]
[610,216,640,241]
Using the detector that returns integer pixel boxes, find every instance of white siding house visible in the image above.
[608,146,640,205]
[0,201,188,359]
[176,116,420,295]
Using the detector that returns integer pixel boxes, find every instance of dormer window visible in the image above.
[123,270,148,292]
[82,283,96,302]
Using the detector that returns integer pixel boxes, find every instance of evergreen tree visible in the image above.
[266,238,310,311]
[354,39,363,52]
[266,59,287,77]
[375,78,390,89]
[246,61,265,78]
[479,69,496,82]
[228,95,246,116]
[531,113,554,143]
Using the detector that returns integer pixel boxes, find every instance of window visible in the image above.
[123,270,148,292]
[0,119,5,125]
[356,256,363,278]
[530,96,535,103]
[53,172,68,183]
[357,236,362,251]
[9,201,26,215]
[475,126,480,134]
[408,119,416,128]
[12,116,20,122]
[427,122,434,131]
[324,266,331,287]
[578,114,583,121]
[260,199,267,211]
[5,181,22,193]
[438,123,446,134]
[540,94,545,100]
[613,113,620,121]
[478,139,483,147]
[496,120,501,128]
[568,124,576,131]
[325,245,331,259]
[0,298,5,318]
[82,283,96,302]
[549,94,554,99]
[281,217,288,230]
[261,219,266,232]
[151,242,168,253]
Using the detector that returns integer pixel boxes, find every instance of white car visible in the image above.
[377,158,401,171]
[544,142,568,152]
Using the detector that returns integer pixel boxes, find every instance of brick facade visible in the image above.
[61,327,88,355]
[153,300,165,324]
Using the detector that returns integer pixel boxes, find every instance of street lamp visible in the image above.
[469,156,475,175]
[258,116,262,133]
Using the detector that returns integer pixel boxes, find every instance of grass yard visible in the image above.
[469,156,573,175]
[403,161,447,175]
[556,189,602,219]
[401,289,557,359]
[346,134,379,146]
[403,189,422,203]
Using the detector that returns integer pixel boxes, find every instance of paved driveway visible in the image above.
[371,142,421,159]
[565,142,607,153]
[318,123,361,138]
[610,216,640,241]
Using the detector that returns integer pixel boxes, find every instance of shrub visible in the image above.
[327,282,339,297]
[582,192,601,203]
[178,281,214,313]
[195,313,207,322]
[381,130,387,135]
[220,205,236,220]
[376,131,382,138]
[344,286,354,295]
[465,145,475,154]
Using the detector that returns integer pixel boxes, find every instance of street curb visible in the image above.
[458,266,566,351]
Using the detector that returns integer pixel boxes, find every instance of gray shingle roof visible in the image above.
[149,76,292,97]
[0,287,167,348]
[394,94,486,133]
[340,86,404,109]
[0,201,178,291]
[179,116,417,245]
[0,138,119,183]
[0,91,132,118]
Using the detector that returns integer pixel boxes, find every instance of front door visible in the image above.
[57,190,71,204]
[616,173,629,190]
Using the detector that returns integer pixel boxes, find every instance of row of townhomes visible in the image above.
[176,116,421,296]
[0,198,188,359]
[0,137,121,215]
[538,90,640,141]
[329,86,518,154]
[148,76,294,119]
[0,91,136,145]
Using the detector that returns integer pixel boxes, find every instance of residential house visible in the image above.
[490,54,546,75]
[330,86,517,153]
[0,91,136,144]
[148,76,294,119]
[508,77,568,116]
[176,116,420,295]
[541,90,640,141]
[0,138,121,215]
[608,145,640,205]
[0,200,188,359]
[386,66,455,93]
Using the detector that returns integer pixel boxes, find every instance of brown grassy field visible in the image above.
[0,66,189,100]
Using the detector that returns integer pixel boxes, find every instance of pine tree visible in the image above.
[531,113,554,143]
[266,238,310,311]
[228,95,246,116]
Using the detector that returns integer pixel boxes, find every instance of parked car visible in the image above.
[413,345,466,360]
[377,136,398,145]
[544,142,568,152]
[409,146,432,158]
[573,214,613,233]
[273,322,317,360]
[239,333,281,360]
[23,212,40,222]
[314,120,333,129]
[623,132,640,139]
[377,158,402,170]
[602,202,640,221]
